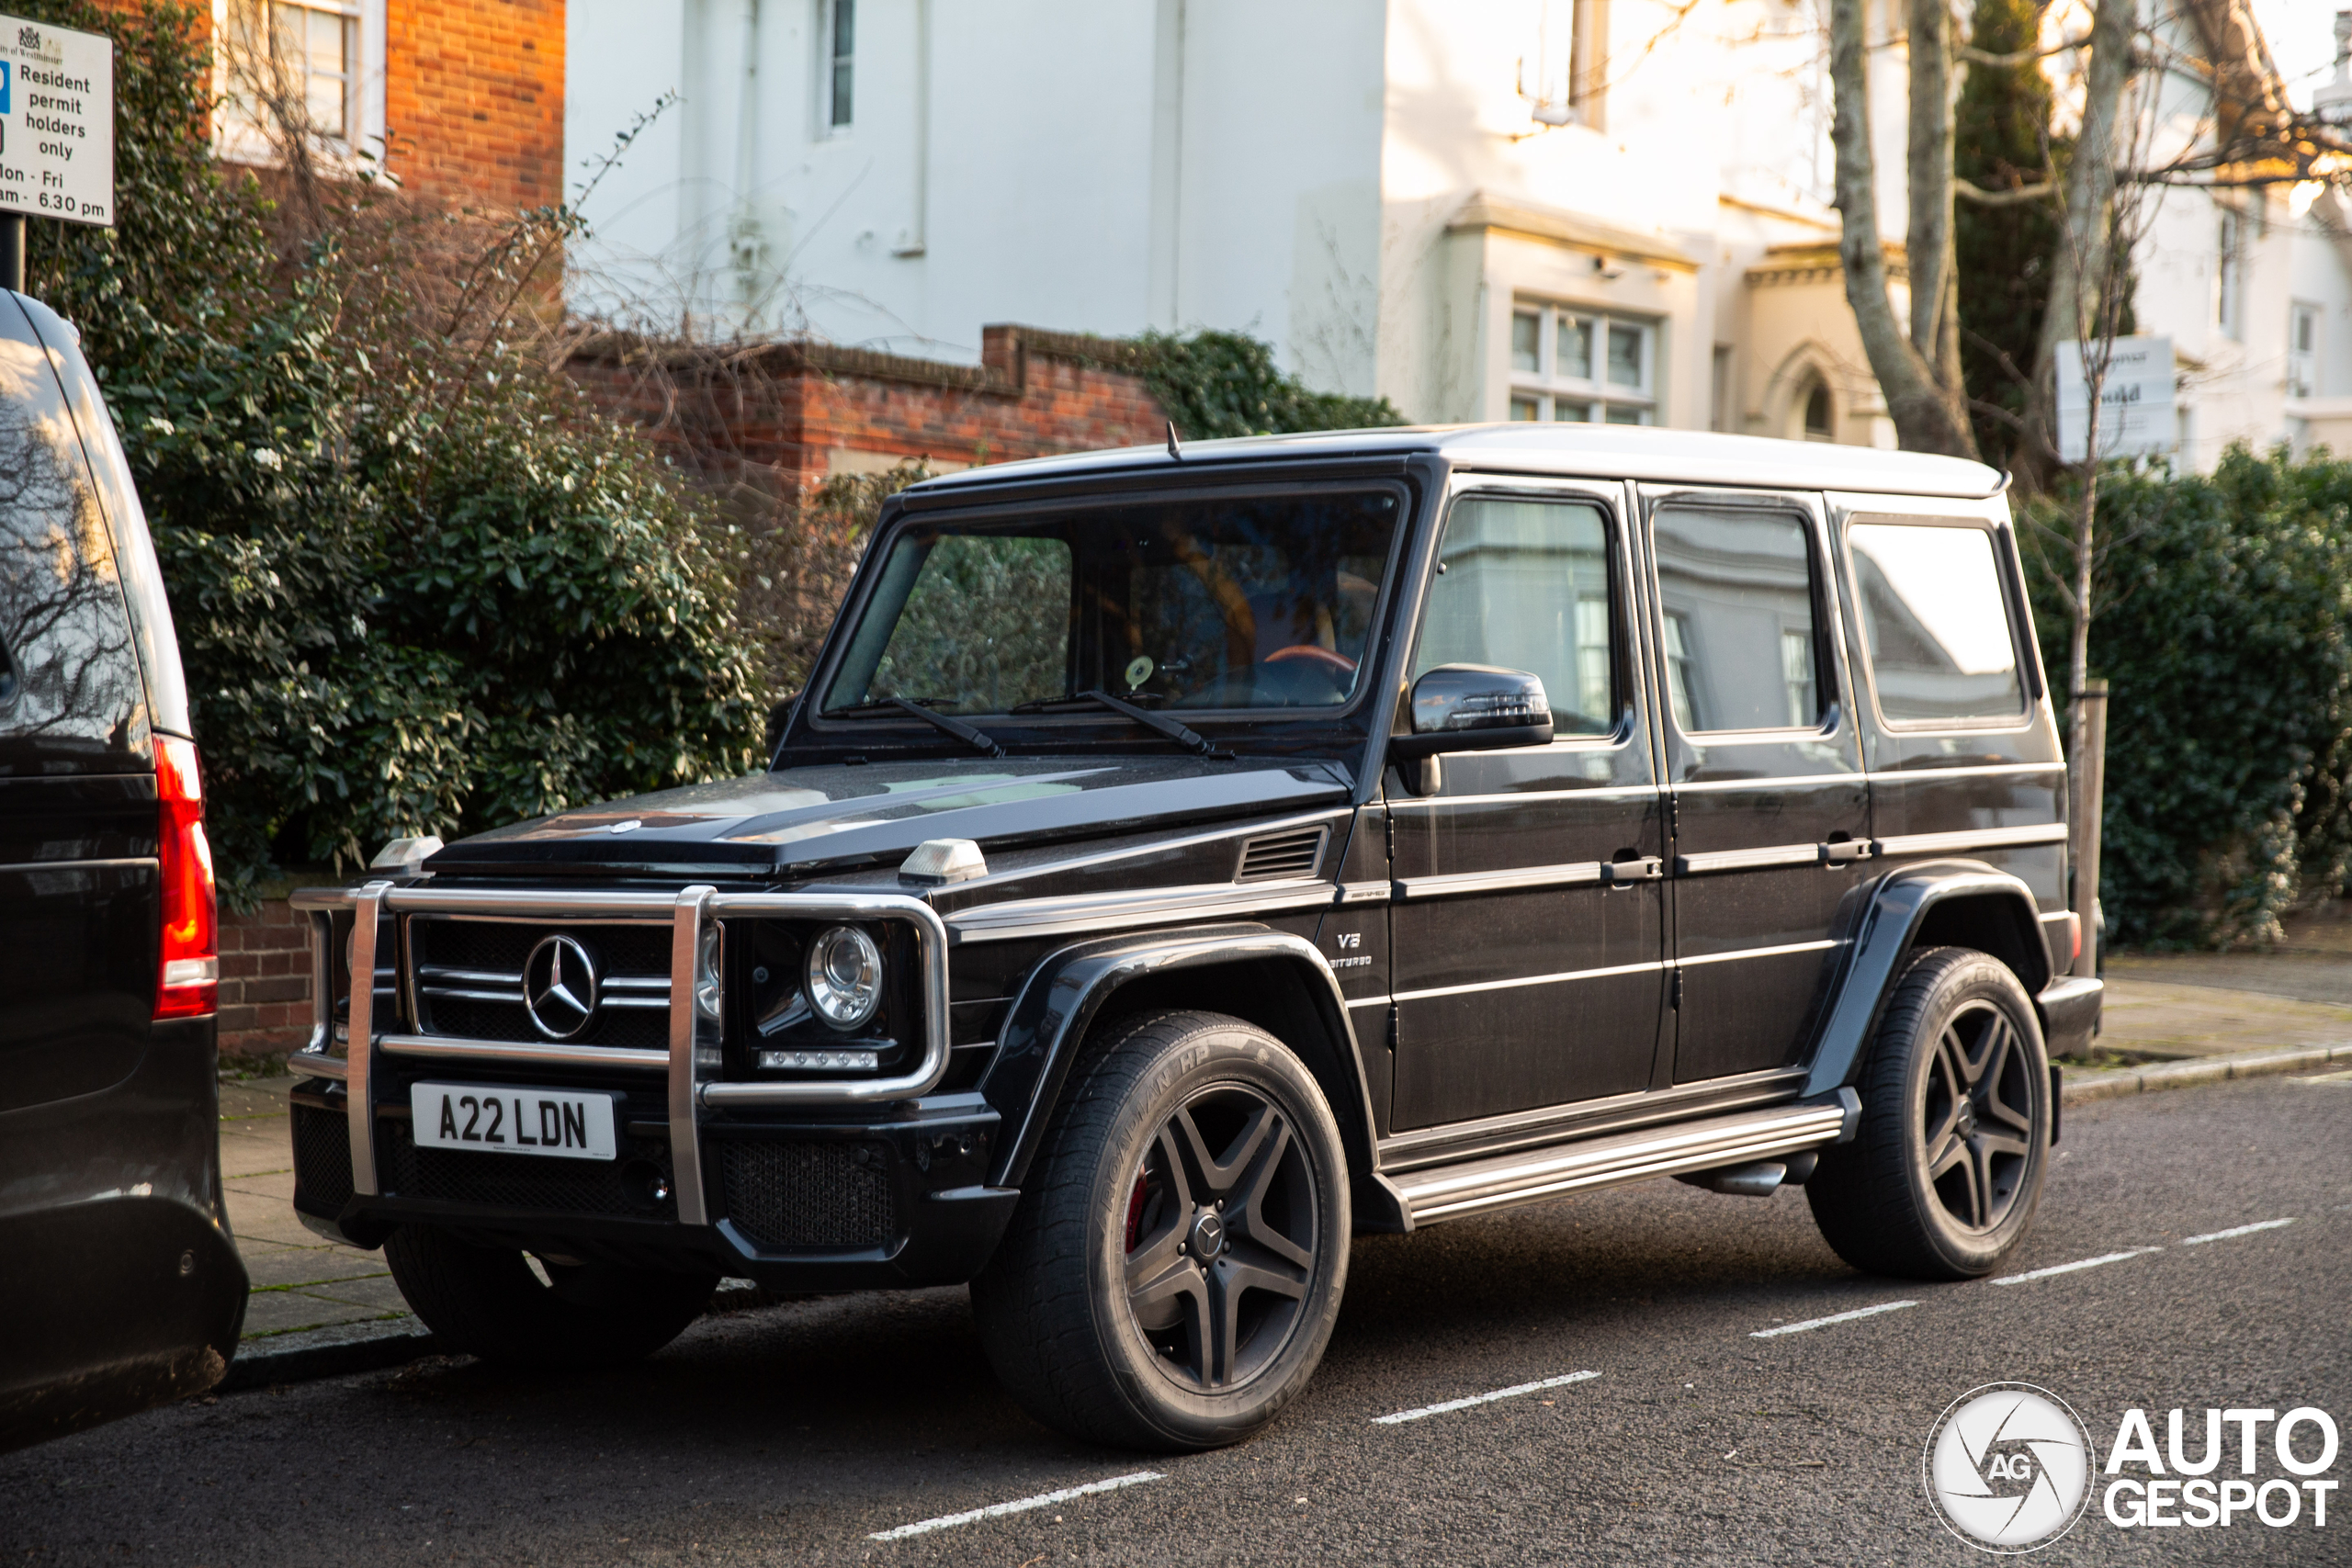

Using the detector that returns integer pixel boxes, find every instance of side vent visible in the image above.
[1235,826,1329,883]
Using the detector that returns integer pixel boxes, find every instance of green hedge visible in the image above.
[2022,447,2352,947]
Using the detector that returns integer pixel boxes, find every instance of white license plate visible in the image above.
[410,1082,618,1161]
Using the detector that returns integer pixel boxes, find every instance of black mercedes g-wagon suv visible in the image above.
[290,425,2099,1451]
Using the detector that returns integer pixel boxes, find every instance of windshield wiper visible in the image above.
[825,697,1005,759]
[1015,689,1232,760]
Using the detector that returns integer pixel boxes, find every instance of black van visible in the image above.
[291,426,2098,1452]
[0,289,245,1450]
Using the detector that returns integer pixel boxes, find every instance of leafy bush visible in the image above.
[14,0,758,900]
[2021,447,2352,947]
[1135,330,1407,441]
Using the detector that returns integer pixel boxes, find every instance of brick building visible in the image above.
[212,0,562,210]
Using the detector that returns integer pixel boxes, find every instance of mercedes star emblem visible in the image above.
[523,933,601,1039]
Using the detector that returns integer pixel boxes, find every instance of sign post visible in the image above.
[2055,336,2177,463]
[0,13,117,293]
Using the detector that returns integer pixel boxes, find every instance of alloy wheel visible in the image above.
[1120,1082,1319,1393]
[1917,999,2038,1233]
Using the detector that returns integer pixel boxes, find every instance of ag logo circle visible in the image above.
[1923,1383,2095,1553]
[523,934,601,1039]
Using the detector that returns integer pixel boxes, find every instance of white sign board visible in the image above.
[0,14,114,228]
[2057,335,2175,462]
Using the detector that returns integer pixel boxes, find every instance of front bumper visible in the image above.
[288,880,1019,1291]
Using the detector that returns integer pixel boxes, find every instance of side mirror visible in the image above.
[1390,664,1555,761]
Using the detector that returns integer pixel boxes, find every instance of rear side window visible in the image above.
[0,302,147,773]
[1651,504,1826,733]
[1847,520,2025,724]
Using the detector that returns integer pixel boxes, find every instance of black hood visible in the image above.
[424,756,1354,879]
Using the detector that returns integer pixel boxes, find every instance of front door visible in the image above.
[1642,489,1871,1084]
[1386,482,1668,1133]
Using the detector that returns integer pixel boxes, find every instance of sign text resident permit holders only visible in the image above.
[0,14,114,227]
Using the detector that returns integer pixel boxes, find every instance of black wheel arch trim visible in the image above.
[977,923,1384,1198]
[1800,861,2062,1100]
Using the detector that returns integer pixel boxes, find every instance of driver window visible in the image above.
[1414,497,1616,736]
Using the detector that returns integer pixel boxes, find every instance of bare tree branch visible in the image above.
[1959,32,2093,68]
[1955,177,2057,205]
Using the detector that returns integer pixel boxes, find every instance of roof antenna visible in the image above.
[1165,420,1183,461]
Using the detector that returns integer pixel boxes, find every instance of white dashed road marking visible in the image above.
[1749,1301,1919,1338]
[1989,1247,2161,1285]
[2182,1217,2295,1245]
[867,1472,1164,1540]
[1373,1370,1600,1426]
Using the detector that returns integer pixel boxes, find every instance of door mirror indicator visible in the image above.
[1393,664,1555,761]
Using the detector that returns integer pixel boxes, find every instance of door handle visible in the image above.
[1819,838,1873,865]
[1602,856,1665,886]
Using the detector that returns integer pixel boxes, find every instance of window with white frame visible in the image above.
[1509,300,1657,424]
[220,0,360,146]
[827,0,856,130]
[2215,208,2244,339]
[2290,301,2320,398]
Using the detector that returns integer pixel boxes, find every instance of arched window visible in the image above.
[1802,378,1834,442]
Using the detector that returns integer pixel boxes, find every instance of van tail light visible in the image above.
[154,736,220,1019]
[2065,912,2082,965]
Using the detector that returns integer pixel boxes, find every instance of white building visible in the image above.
[564,0,1913,446]
[2113,2,2352,465]
[562,0,2352,464]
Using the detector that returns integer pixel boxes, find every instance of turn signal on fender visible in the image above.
[153,735,219,1019]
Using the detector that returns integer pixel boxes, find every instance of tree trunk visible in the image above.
[2031,0,2137,396]
[1829,0,1980,457]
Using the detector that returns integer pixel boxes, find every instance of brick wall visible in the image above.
[218,897,314,1060]
[567,324,1170,497]
[385,0,565,209]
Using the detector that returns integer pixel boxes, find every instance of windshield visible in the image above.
[822,488,1404,716]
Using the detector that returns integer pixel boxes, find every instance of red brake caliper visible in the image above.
[1125,1167,1149,1252]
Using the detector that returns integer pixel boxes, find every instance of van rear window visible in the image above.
[0,301,146,772]
[1848,521,2025,725]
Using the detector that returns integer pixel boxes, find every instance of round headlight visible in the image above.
[805,924,883,1032]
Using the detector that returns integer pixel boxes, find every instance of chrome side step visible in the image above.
[1392,1093,1858,1227]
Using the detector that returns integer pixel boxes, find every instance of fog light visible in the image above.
[805,924,882,1031]
[758,1047,881,1073]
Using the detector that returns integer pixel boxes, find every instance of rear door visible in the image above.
[1642,487,1871,1085]
[1829,494,2069,964]
[0,295,158,1112]
[1385,478,1668,1132]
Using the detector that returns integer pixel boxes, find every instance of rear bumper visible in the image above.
[2036,974,2103,1059]
[0,1016,246,1453]
[290,1078,1018,1292]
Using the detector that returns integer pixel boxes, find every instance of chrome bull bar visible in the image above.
[287,882,953,1225]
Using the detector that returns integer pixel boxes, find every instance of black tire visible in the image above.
[970,1010,1351,1451]
[1807,946,2052,1280]
[383,1226,718,1367]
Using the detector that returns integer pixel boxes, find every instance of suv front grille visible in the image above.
[408,917,671,1049]
[380,1121,678,1222]
[719,1140,896,1249]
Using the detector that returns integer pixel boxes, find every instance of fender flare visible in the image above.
[1800,862,2052,1100]
[978,923,1386,1200]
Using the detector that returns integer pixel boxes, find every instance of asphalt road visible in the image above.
[6,1069,2348,1566]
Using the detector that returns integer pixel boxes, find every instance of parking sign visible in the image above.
[0,13,114,227]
